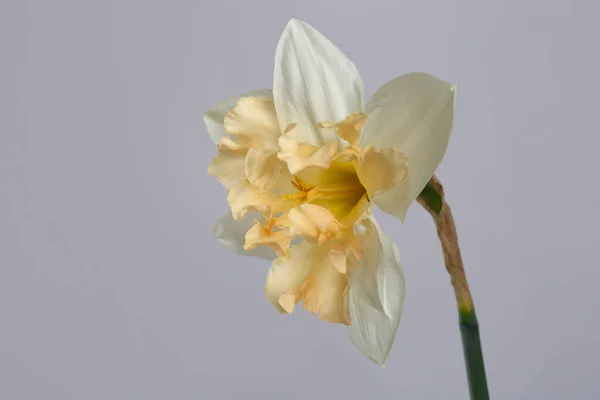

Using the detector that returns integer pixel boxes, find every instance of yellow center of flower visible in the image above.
[283,176,365,206]
[283,159,368,222]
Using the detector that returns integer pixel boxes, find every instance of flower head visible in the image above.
[204,19,456,365]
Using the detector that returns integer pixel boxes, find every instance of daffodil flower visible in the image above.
[204,19,456,365]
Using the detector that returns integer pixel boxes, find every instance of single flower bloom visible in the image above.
[204,19,456,365]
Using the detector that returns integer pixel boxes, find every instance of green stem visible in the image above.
[418,177,489,400]
[460,308,489,400]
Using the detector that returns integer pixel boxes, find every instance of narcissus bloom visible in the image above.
[205,19,456,365]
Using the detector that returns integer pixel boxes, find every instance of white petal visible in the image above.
[212,212,276,260]
[361,73,456,221]
[203,89,273,144]
[273,19,364,147]
[348,216,405,366]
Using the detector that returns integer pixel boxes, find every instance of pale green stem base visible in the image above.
[460,308,489,400]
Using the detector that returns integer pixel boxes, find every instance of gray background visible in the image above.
[1,0,599,399]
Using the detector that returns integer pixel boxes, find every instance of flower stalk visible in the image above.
[417,175,489,400]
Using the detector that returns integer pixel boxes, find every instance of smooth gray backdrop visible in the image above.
[2,1,599,399]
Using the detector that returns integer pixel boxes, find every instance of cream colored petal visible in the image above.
[361,72,456,221]
[212,212,276,260]
[203,89,272,144]
[264,166,295,197]
[329,250,348,274]
[245,149,285,190]
[217,135,248,152]
[278,292,297,313]
[328,233,365,275]
[265,241,350,324]
[286,203,342,245]
[224,96,281,152]
[244,218,292,259]
[301,254,349,324]
[207,138,248,188]
[319,112,367,146]
[273,19,364,147]
[348,216,405,366]
[278,126,338,175]
[265,242,319,314]
[355,146,408,199]
[227,180,289,220]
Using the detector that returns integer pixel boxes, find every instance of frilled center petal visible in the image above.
[265,241,350,324]
[208,94,408,326]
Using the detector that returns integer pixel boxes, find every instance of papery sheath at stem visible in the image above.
[418,175,489,400]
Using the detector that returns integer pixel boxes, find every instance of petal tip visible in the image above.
[211,216,225,238]
[284,18,308,31]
